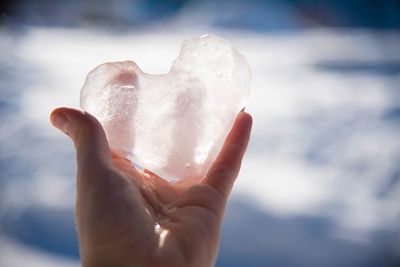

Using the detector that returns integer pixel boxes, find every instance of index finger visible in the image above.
[203,111,252,199]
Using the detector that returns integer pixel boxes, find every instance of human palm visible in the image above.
[50,107,252,267]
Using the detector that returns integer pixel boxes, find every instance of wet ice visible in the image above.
[80,34,251,181]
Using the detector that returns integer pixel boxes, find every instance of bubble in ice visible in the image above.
[80,34,251,181]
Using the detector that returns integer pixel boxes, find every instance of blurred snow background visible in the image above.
[0,1,400,266]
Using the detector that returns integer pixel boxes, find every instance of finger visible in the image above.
[203,111,252,199]
[110,150,142,178]
[50,107,112,175]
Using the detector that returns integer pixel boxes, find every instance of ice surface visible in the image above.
[80,34,251,181]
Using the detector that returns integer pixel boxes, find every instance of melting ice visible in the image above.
[80,34,251,181]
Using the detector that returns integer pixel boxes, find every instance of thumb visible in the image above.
[50,107,112,174]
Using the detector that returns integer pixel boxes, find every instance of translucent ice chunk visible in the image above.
[80,34,251,181]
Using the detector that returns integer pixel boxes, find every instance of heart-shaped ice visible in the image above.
[80,34,251,181]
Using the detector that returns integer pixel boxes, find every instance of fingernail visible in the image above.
[237,112,252,130]
[51,112,68,134]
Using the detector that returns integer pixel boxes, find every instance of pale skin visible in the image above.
[50,107,252,267]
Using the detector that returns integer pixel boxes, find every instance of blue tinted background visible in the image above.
[0,1,400,266]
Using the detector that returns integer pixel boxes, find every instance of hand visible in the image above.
[50,107,252,267]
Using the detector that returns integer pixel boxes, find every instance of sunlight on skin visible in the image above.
[48,107,252,267]
[155,223,170,249]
